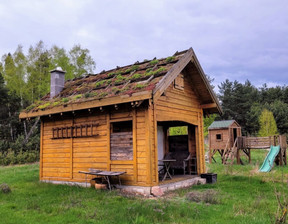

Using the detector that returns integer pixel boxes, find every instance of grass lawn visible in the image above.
[0,150,288,224]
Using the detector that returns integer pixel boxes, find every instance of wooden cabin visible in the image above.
[208,120,241,163]
[19,48,221,188]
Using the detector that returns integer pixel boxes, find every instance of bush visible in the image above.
[0,148,39,166]
[0,183,11,194]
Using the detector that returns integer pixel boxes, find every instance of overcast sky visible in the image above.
[0,0,287,91]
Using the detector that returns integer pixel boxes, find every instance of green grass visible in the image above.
[0,151,288,224]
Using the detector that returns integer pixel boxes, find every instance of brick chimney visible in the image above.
[50,67,66,99]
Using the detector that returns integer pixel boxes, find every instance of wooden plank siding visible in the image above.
[40,106,155,186]
[154,72,206,175]
[155,73,201,126]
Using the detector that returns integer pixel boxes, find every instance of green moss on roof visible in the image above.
[208,120,236,129]
[149,59,158,66]
[23,50,187,113]
[166,56,176,63]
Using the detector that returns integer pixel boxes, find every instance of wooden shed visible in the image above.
[208,120,241,163]
[20,48,221,188]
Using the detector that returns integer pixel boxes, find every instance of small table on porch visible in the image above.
[158,159,176,181]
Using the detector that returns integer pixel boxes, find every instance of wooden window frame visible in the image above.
[216,134,222,141]
[174,74,184,90]
[110,119,134,161]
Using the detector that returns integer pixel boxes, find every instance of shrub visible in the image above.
[38,102,51,110]
[73,94,82,100]
[84,92,91,98]
[153,67,166,75]
[52,101,60,107]
[0,148,39,166]
[115,75,126,84]
[149,59,158,66]
[95,80,106,88]
[134,84,146,89]
[145,67,166,77]
[112,87,120,94]
[146,68,153,73]
[108,72,115,77]
[0,183,11,194]
[166,56,176,63]
[62,98,69,103]
[98,92,108,99]
[125,65,139,73]
[25,103,36,112]
[131,73,142,80]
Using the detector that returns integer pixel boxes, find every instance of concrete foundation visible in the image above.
[41,176,206,197]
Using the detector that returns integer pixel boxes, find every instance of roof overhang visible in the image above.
[153,48,222,115]
[19,91,152,119]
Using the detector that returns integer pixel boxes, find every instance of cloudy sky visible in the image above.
[0,0,287,91]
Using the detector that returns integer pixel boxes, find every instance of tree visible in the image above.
[268,100,288,135]
[203,114,219,137]
[218,79,259,135]
[26,41,51,102]
[245,103,263,136]
[49,45,73,80]
[258,109,278,137]
[69,44,96,78]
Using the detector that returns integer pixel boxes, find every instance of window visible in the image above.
[216,134,222,141]
[174,74,184,90]
[168,126,188,136]
[110,121,133,160]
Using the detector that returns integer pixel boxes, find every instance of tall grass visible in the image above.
[0,150,287,224]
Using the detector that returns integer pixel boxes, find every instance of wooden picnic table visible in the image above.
[79,169,126,190]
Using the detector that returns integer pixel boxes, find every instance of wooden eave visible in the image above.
[229,120,241,128]
[19,91,152,119]
[152,48,222,115]
[153,48,194,100]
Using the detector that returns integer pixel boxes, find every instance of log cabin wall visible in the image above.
[41,104,154,187]
[209,129,230,150]
[154,72,206,175]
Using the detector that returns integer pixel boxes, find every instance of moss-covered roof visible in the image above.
[23,51,184,115]
[208,120,237,129]
[20,48,222,119]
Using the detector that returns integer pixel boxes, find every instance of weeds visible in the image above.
[166,56,176,63]
[38,102,50,110]
[62,98,69,103]
[150,59,158,66]
[125,65,139,73]
[186,189,219,204]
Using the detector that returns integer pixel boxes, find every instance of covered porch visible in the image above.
[156,121,200,182]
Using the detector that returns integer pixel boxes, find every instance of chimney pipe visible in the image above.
[50,67,66,99]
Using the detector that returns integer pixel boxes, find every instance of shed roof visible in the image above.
[19,48,222,119]
[208,120,238,130]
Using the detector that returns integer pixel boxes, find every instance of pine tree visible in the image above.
[258,109,278,137]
